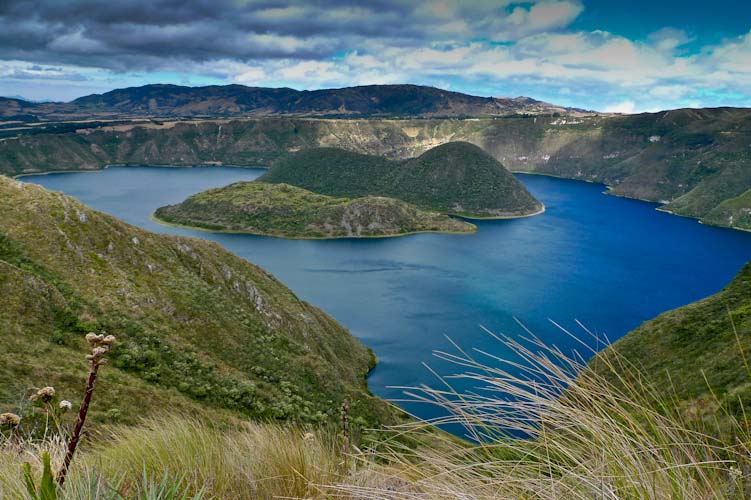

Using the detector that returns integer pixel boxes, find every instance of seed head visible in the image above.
[59,400,73,411]
[85,333,115,364]
[85,332,103,347]
[0,413,21,427]
[30,386,55,403]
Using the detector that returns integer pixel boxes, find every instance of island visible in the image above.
[259,141,544,219]
[154,141,542,238]
[154,182,476,238]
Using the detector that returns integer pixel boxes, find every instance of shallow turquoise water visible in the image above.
[25,166,751,433]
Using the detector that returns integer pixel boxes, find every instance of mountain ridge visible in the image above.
[0,83,590,121]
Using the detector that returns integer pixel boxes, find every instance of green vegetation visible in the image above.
[590,262,751,429]
[155,182,475,238]
[703,189,751,229]
[260,142,543,218]
[0,176,393,427]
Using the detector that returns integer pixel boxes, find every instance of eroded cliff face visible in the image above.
[2,109,750,230]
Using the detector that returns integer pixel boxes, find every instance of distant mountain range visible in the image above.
[0,95,53,103]
[0,84,590,121]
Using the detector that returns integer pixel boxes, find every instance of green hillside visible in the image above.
[0,175,392,427]
[590,262,751,423]
[154,182,475,238]
[260,142,543,218]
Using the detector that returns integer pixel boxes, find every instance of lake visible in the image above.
[24,166,751,430]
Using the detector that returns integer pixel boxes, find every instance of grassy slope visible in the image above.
[590,263,751,422]
[0,108,750,227]
[703,189,751,229]
[154,182,475,238]
[260,142,543,217]
[0,175,392,427]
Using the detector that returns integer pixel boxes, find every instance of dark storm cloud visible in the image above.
[0,0,583,71]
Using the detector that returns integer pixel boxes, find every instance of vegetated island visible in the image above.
[259,141,544,219]
[153,141,542,238]
[154,182,475,239]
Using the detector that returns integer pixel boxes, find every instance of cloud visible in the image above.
[507,1,583,37]
[603,101,637,114]
[0,0,584,71]
[648,27,693,53]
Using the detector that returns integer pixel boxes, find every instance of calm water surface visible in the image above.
[25,166,751,429]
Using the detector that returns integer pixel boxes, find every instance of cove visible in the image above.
[24,166,751,432]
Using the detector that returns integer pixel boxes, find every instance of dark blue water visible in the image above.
[25,166,751,428]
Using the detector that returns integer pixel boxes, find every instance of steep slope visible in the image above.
[0,176,390,426]
[260,142,543,218]
[590,263,751,422]
[0,84,585,121]
[154,182,475,238]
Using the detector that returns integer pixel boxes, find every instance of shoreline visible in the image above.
[14,162,267,179]
[151,212,478,240]
[455,203,546,220]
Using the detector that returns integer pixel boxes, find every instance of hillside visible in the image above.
[154,182,475,238]
[0,84,585,121]
[1,108,750,229]
[260,142,544,218]
[590,262,751,422]
[0,175,392,427]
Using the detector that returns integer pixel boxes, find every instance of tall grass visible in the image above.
[338,325,751,499]
[1,416,347,499]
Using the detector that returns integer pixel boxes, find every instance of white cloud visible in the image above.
[603,101,637,114]
[648,28,693,53]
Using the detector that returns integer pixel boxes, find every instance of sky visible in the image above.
[1,0,750,112]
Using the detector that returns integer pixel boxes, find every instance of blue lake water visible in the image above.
[24,166,751,429]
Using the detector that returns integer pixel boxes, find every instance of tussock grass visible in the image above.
[338,325,751,499]
[1,416,347,499]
